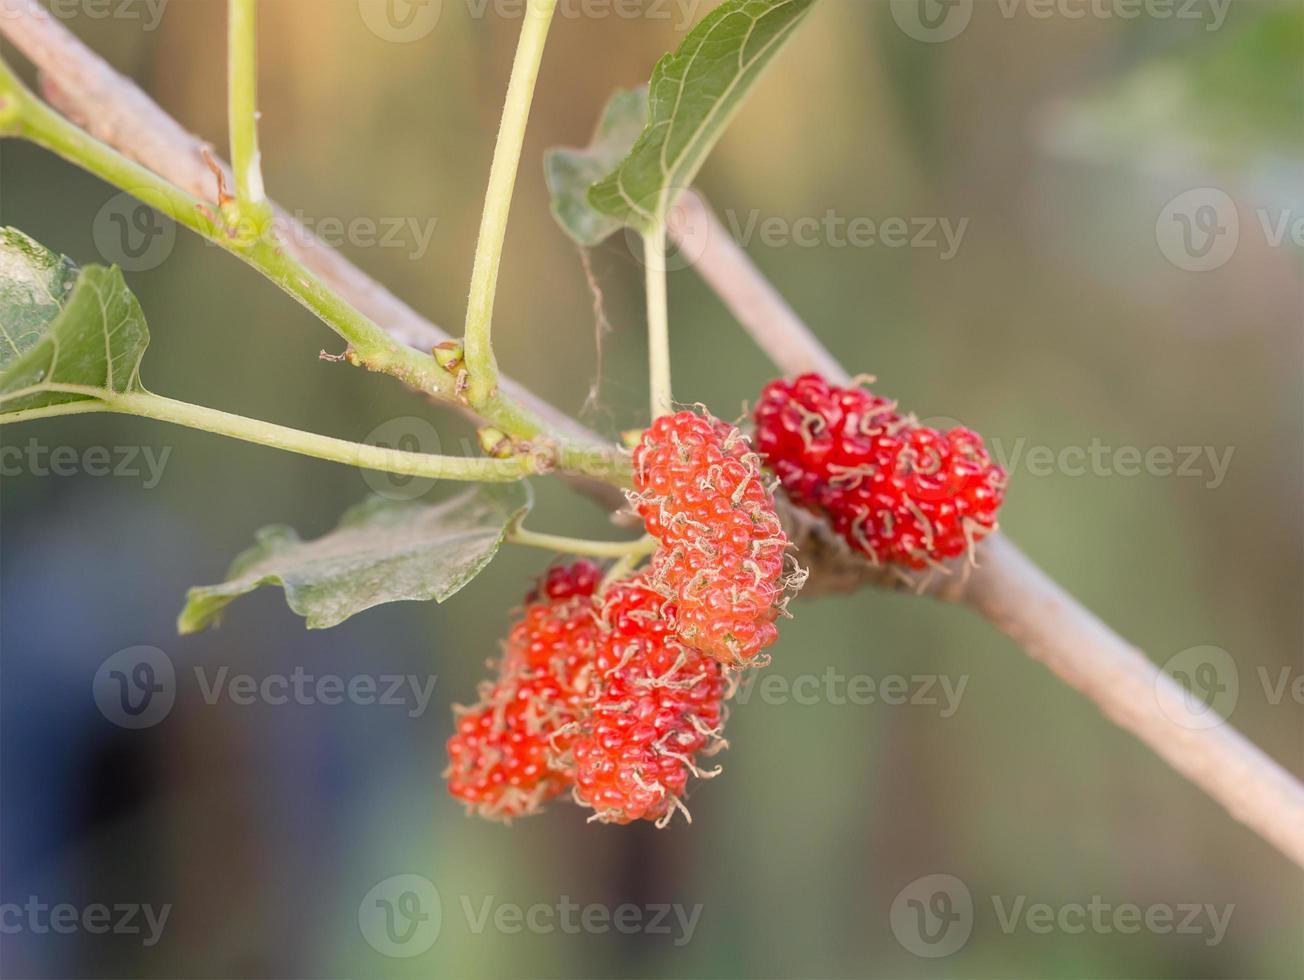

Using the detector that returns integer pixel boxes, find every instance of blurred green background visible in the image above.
[1,1,1301,977]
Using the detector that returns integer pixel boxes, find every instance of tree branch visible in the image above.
[669,191,1304,869]
[0,0,624,507]
[946,534,1304,868]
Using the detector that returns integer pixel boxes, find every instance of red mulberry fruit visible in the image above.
[570,577,727,825]
[755,374,1006,569]
[632,410,797,667]
[444,562,601,820]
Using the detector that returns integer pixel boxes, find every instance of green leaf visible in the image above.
[544,87,649,246]
[177,483,534,633]
[0,227,79,365]
[587,0,818,233]
[0,227,148,414]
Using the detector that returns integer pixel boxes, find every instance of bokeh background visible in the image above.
[2,0,1301,976]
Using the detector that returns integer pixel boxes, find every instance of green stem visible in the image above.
[2,391,537,481]
[227,0,270,221]
[462,0,558,407]
[555,438,631,487]
[0,52,628,482]
[244,234,451,397]
[0,62,225,241]
[0,59,448,395]
[600,544,654,588]
[508,525,657,560]
[0,55,588,448]
[0,400,108,425]
[644,223,672,419]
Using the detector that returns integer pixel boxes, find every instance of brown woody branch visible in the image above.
[669,192,1304,869]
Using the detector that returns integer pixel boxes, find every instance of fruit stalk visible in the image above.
[644,224,673,419]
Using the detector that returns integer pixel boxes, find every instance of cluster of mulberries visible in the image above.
[445,379,1003,828]
[445,561,729,826]
[753,374,1007,568]
[446,409,799,827]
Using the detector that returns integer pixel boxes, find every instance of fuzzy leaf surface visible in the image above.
[544,87,649,246]
[178,483,534,633]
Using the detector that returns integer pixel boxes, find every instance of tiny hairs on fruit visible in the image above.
[754,374,1007,570]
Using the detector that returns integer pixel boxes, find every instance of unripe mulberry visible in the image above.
[444,671,577,821]
[444,562,601,820]
[631,410,797,667]
[570,578,727,826]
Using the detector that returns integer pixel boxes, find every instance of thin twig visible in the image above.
[945,535,1304,868]
[0,0,594,446]
[576,245,612,415]
[0,0,622,507]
